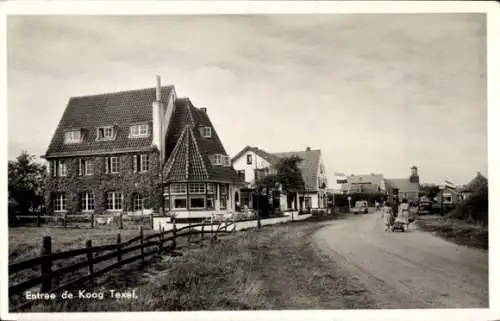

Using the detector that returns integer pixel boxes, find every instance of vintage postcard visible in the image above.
[1,1,498,321]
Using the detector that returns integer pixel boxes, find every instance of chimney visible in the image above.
[200,107,207,113]
[306,146,311,151]
[156,75,161,101]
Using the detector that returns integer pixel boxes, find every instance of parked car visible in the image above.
[351,200,369,214]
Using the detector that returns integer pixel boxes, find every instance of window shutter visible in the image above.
[133,155,138,172]
[52,161,56,177]
[104,157,109,174]
[146,154,150,171]
[78,159,83,176]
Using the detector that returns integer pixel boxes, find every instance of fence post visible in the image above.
[151,213,154,230]
[172,219,177,250]
[119,213,123,230]
[140,226,144,262]
[63,212,67,227]
[116,233,122,263]
[86,240,94,285]
[37,212,41,227]
[158,226,164,254]
[201,224,204,240]
[91,212,94,229]
[188,224,192,243]
[40,236,52,292]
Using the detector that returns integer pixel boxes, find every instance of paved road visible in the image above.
[312,211,488,308]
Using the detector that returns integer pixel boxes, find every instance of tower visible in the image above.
[410,166,419,184]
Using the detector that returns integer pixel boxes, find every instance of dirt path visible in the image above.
[312,211,488,309]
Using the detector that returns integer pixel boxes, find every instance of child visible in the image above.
[382,201,395,232]
[398,198,410,231]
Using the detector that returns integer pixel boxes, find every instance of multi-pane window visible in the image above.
[64,130,81,144]
[51,160,67,177]
[80,193,95,211]
[58,161,67,177]
[189,196,205,209]
[189,183,205,194]
[170,183,187,194]
[78,159,94,176]
[304,197,312,209]
[201,126,212,138]
[133,154,149,172]
[53,193,67,212]
[173,197,187,209]
[211,154,230,167]
[133,193,149,211]
[105,157,120,174]
[106,192,123,211]
[206,183,215,209]
[97,126,114,140]
[130,124,149,138]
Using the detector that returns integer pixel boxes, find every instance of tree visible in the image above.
[8,151,47,222]
[275,156,305,211]
[419,184,440,200]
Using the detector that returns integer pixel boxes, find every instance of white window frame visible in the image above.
[64,130,81,144]
[201,126,212,138]
[172,196,187,209]
[80,193,95,212]
[97,126,115,141]
[170,183,187,194]
[130,124,149,138]
[85,159,94,176]
[140,154,149,172]
[106,192,123,211]
[58,161,67,177]
[189,183,206,194]
[105,157,120,174]
[54,193,67,212]
[133,193,149,211]
[214,154,223,165]
[189,196,206,209]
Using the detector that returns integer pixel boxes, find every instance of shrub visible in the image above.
[448,183,488,225]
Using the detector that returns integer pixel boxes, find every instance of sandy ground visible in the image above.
[312,211,489,309]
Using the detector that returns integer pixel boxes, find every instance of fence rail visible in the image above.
[8,220,233,312]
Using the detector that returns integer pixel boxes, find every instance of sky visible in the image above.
[7,14,487,186]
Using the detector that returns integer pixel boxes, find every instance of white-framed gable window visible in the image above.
[96,126,115,141]
[200,126,212,138]
[130,124,149,138]
[64,130,82,144]
[211,154,230,167]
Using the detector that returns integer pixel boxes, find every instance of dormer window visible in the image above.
[211,154,230,167]
[200,126,212,138]
[97,126,115,141]
[130,124,149,138]
[64,130,82,144]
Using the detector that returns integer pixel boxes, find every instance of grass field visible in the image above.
[415,215,488,250]
[8,226,159,310]
[10,214,374,312]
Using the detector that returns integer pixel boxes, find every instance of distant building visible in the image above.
[340,174,386,194]
[232,146,328,210]
[384,166,420,203]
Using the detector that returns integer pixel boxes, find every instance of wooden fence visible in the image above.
[8,220,233,312]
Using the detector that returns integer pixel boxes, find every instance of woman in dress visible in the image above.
[398,198,410,230]
[382,201,395,232]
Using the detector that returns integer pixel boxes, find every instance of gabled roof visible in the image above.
[465,172,488,192]
[272,149,322,192]
[346,174,384,185]
[163,98,242,183]
[384,178,419,192]
[44,86,175,158]
[231,146,279,165]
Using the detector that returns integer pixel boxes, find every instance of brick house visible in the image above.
[43,77,243,220]
[384,166,420,204]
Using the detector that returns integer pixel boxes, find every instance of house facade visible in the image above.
[231,146,328,210]
[384,166,420,204]
[43,77,243,220]
[340,174,386,194]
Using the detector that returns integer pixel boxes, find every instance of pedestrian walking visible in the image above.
[381,201,395,232]
[397,198,410,230]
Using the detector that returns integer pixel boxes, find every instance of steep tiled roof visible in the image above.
[163,98,242,184]
[44,86,174,158]
[384,178,419,192]
[272,149,322,192]
[231,146,279,165]
[340,174,384,192]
